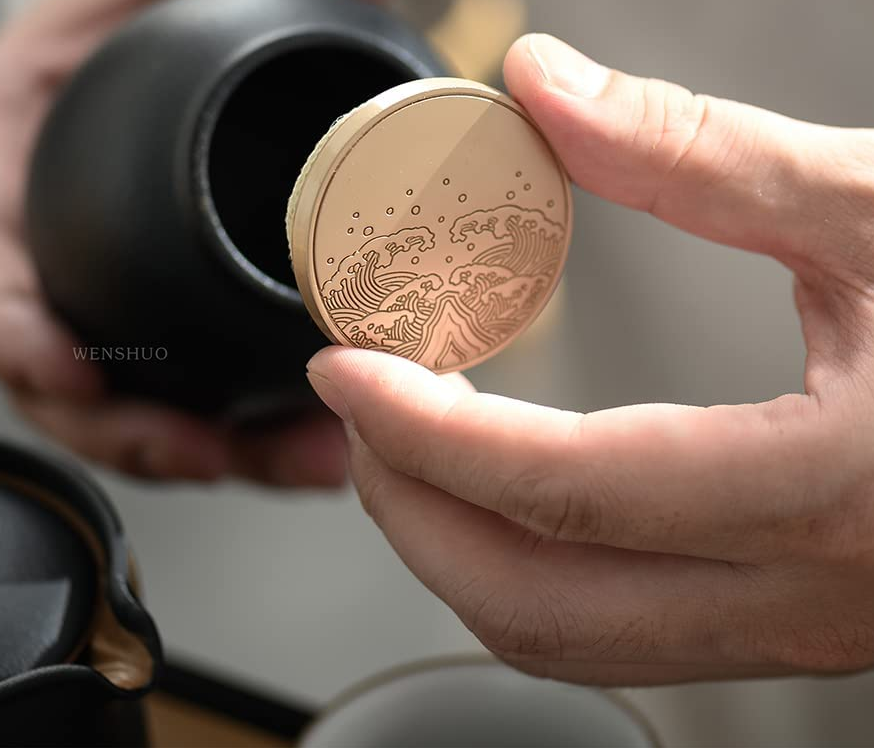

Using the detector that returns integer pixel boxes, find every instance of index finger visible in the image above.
[308,346,832,564]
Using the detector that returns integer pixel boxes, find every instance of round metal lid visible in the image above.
[287,78,573,373]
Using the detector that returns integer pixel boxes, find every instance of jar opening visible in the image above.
[206,42,416,293]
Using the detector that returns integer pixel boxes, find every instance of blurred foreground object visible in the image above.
[0,440,161,747]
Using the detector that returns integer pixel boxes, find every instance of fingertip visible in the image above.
[504,34,546,108]
[308,347,442,391]
[503,35,615,193]
[306,345,345,372]
[306,345,376,386]
[307,349,461,447]
[0,293,106,400]
[11,392,234,483]
[506,34,611,108]
[503,34,535,87]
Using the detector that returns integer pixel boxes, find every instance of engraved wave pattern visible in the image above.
[319,207,566,371]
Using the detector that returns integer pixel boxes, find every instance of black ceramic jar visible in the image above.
[27,0,448,417]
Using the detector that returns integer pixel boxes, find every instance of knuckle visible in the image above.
[385,396,467,483]
[581,614,662,664]
[812,129,874,277]
[633,80,711,178]
[820,129,874,202]
[464,587,570,663]
[493,468,608,543]
[377,424,428,480]
[475,607,536,660]
[460,577,666,668]
[455,584,526,656]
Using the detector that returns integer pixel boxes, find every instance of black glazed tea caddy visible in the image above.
[27,0,448,418]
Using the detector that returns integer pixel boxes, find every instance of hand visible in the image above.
[0,0,345,486]
[307,33,874,683]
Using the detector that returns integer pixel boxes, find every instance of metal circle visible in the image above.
[288,78,573,373]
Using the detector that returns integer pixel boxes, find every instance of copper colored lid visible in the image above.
[287,78,573,373]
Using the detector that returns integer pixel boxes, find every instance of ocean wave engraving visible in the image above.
[320,206,565,371]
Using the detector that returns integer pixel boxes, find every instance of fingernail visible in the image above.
[527,33,610,99]
[307,372,353,423]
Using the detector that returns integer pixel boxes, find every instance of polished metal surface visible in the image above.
[288,78,572,372]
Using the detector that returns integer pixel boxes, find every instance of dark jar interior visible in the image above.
[201,40,416,297]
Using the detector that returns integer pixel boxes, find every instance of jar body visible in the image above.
[27,0,448,416]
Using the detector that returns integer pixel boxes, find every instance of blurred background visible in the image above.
[2,0,874,745]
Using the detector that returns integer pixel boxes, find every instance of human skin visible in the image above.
[307,34,874,683]
[0,0,347,485]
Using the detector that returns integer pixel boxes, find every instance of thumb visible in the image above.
[504,34,872,272]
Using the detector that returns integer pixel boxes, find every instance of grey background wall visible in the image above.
[2,0,874,745]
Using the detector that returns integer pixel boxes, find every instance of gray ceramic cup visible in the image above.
[301,656,659,748]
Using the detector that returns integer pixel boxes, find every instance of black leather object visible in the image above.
[0,442,162,747]
[0,483,96,682]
